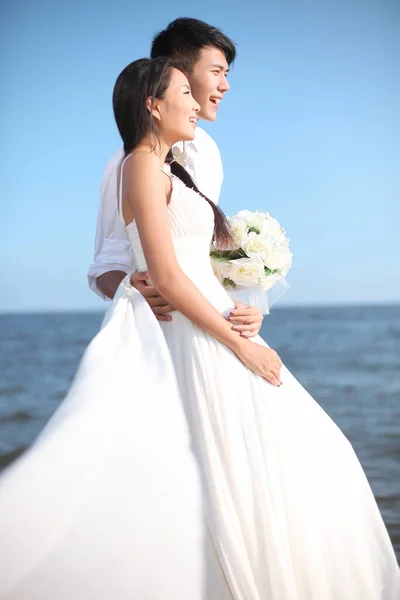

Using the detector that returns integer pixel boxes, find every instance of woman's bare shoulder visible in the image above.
[123,151,170,199]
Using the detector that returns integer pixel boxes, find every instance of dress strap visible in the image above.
[161,163,172,179]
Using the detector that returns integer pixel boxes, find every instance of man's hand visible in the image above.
[226,301,263,338]
[131,271,175,322]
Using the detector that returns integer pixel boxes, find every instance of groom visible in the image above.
[88,18,263,337]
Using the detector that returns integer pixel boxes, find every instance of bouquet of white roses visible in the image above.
[211,210,292,310]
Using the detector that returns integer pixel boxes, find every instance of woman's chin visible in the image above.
[182,129,196,141]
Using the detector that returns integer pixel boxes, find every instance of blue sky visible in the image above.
[1,0,399,312]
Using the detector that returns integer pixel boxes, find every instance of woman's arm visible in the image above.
[123,154,281,385]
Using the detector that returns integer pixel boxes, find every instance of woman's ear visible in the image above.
[146,96,162,122]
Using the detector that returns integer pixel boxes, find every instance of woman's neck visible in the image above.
[134,136,171,166]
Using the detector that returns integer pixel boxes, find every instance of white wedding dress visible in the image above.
[0,165,398,599]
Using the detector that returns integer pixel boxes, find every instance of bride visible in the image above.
[0,57,399,599]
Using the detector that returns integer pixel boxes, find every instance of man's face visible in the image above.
[187,46,230,121]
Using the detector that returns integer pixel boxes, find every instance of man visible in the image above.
[88,18,263,337]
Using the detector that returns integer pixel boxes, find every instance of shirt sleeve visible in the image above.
[87,149,136,300]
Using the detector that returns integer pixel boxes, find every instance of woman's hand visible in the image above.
[227,301,263,338]
[235,340,282,386]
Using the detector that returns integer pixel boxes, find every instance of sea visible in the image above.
[0,304,399,560]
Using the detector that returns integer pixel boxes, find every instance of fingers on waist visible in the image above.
[131,271,150,282]
[147,295,171,307]
[138,287,161,299]
[155,315,173,322]
[152,305,175,315]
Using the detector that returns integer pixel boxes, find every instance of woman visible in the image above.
[113,57,399,598]
[0,57,398,600]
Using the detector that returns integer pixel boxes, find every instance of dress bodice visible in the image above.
[125,172,234,314]
[126,173,214,271]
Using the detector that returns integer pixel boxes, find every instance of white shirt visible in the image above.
[88,127,223,299]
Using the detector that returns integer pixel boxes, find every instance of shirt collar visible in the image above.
[183,134,199,153]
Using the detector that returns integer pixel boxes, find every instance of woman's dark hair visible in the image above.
[113,57,232,246]
[166,154,232,246]
[113,57,173,156]
[151,17,236,74]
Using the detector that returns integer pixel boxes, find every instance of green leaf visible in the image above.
[210,249,247,260]
[210,254,228,262]
[248,227,260,234]
[264,267,281,275]
[223,278,236,288]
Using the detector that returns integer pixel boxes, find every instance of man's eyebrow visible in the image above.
[211,63,229,73]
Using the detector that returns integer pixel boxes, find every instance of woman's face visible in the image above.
[153,68,200,145]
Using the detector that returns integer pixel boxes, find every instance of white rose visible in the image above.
[229,257,264,287]
[259,272,282,291]
[280,259,292,277]
[248,212,269,233]
[241,234,270,263]
[211,261,221,281]
[236,210,267,233]
[236,210,254,227]
[228,217,248,249]
[259,216,284,238]
[264,241,293,273]
[211,259,233,283]
[219,260,235,279]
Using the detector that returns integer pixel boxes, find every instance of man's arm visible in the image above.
[129,272,174,322]
[88,148,134,299]
[96,270,175,323]
[96,271,127,300]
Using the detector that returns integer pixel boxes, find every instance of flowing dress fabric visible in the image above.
[0,167,398,599]
[0,282,205,600]
[126,171,400,599]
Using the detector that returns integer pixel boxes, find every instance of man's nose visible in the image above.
[218,75,230,93]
